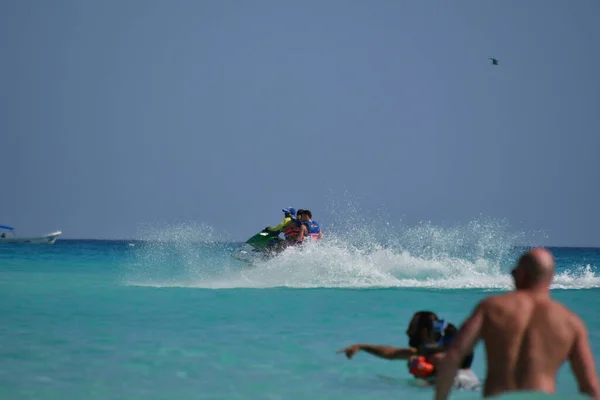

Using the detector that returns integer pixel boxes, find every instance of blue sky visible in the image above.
[1,0,599,245]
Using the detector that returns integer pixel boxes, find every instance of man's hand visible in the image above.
[337,345,361,359]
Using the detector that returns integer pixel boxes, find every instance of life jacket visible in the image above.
[409,356,436,378]
[303,220,321,241]
[282,220,301,241]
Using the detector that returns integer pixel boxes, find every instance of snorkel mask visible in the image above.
[423,319,450,349]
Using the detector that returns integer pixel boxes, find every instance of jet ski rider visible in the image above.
[263,208,323,252]
[281,209,304,243]
[264,208,297,234]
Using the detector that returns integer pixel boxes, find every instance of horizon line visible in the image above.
[47,238,599,250]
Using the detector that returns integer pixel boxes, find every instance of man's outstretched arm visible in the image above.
[435,302,484,400]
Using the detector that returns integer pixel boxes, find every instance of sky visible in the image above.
[1,0,599,246]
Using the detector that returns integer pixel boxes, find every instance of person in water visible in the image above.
[296,209,323,241]
[337,311,439,359]
[435,248,599,400]
[337,311,480,391]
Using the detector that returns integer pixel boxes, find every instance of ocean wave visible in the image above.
[122,218,600,291]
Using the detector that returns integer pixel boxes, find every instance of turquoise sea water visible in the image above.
[1,222,599,399]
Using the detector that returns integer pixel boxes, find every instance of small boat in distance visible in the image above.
[0,225,62,244]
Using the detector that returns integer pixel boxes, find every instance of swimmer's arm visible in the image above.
[569,318,600,399]
[435,302,484,400]
[337,344,417,360]
[360,345,416,360]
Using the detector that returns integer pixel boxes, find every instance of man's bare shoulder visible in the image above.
[549,300,587,330]
[476,293,582,323]
[478,292,520,310]
[518,294,578,320]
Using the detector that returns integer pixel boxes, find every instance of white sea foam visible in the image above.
[125,227,600,290]
[122,216,600,291]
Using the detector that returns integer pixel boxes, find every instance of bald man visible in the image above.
[435,248,599,399]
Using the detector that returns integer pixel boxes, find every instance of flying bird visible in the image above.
[489,58,499,65]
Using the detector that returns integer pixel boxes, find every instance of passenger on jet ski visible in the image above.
[296,210,323,241]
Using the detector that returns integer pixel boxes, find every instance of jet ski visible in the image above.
[245,230,282,251]
[231,229,284,265]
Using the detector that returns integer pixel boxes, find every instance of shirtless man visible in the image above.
[435,247,599,399]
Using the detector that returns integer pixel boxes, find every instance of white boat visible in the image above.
[0,225,62,244]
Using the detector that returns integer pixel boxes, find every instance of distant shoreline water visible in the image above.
[1,241,598,399]
[31,239,598,250]
[2,214,596,400]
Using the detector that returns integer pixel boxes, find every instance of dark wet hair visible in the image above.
[444,323,458,337]
[303,210,312,219]
[406,311,438,348]
[407,311,438,333]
